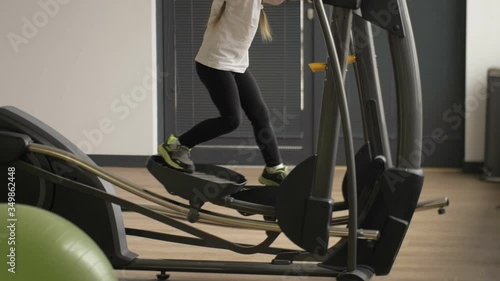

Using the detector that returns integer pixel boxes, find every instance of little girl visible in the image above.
[159,0,287,186]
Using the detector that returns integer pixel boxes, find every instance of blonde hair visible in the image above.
[211,1,273,42]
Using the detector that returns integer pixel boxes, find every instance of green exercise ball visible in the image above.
[0,204,117,281]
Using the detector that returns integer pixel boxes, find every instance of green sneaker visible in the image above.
[158,135,195,173]
[258,166,287,186]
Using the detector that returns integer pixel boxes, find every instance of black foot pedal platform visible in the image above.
[232,186,279,208]
[147,156,247,221]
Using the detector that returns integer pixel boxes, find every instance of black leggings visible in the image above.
[179,62,282,167]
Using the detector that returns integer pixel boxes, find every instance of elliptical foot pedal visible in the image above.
[232,186,279,207]
[147,156,247,205]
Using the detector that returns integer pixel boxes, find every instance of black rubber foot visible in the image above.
[187,208,200,223]
[156,271,170,280]
[337,266,374,281]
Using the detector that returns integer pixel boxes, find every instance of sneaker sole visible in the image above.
[258,176,280,186]
[158,145,194,173]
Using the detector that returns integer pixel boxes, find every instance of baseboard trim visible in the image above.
[88,155,478,170]
[89,155,150,168]
[463,161,483,174]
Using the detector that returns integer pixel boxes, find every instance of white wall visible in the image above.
[465,0,500,162]
[0,0,157,156]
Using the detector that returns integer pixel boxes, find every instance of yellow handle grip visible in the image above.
[308,62,327,73]
[308,55,356,73]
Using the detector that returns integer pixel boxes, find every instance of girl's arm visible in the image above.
[263,0,285,5]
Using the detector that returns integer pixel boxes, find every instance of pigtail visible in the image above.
[260,9,273,42]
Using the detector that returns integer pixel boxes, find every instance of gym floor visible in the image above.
[109,166,500,281]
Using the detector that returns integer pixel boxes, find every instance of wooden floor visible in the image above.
[106,166,500,281]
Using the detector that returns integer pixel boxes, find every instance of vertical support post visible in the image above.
[351,16,393,167]
[388,0,423,169]
[311,0,358,272]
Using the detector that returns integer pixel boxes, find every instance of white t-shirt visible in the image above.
[195,0,262,73]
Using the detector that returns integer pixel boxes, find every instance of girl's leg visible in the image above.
[234,69,283,168]
[179,62,242,148]
[158,63,242,173]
